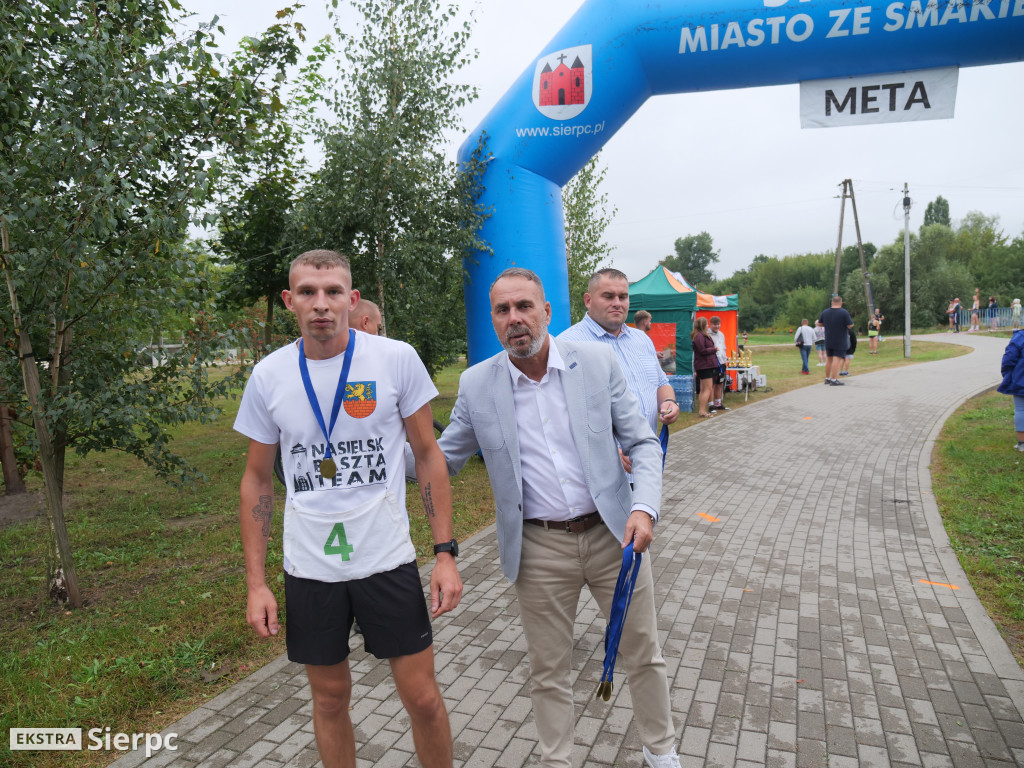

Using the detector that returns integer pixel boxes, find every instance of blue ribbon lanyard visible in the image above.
[596,542,643,701]
[659,423,669,471]
[298,330,356,471]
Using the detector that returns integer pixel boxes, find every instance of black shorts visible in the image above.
[825,348,847,359]
[284,561,432,666]
[695,367,717,380]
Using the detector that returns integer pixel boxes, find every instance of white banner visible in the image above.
[800,67,958,128]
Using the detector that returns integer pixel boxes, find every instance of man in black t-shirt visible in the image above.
[818,295,854,386]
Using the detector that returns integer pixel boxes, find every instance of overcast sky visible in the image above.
[182,0,1024,285]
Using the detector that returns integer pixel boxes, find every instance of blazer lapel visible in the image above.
[490,354,523,496]
[556,340,590,470]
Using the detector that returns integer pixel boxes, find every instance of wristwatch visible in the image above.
[433,539,459,558]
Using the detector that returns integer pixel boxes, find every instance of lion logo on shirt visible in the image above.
[344,381,376,418]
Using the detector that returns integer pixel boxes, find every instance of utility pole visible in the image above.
[833,182,847,296]
[903,183,912,358]
[834,179,875,317]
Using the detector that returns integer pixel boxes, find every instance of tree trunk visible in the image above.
[264,293,274,351]
[0,324,26,494]
[16,330,81,607]
[375,238,388,338]
[3,248,82,608]
[0,404,26,495]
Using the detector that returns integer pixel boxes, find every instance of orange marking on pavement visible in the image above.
[919,579,959,590]
[803,416,813,420]
[697,513,720,522]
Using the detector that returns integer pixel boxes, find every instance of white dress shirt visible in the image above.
[506,342,596,522]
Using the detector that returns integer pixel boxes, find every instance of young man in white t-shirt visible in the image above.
[235,250,462,768]
[707,316,730,411]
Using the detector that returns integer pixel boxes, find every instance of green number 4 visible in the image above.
[323,523,355,561]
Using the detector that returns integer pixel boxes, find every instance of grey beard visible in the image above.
[505,327,548,359]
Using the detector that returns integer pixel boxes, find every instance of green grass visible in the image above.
[932,390,1024,667]
[0,340,972,766]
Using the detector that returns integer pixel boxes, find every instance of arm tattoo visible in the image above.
[252,495,272,538]
[421,482,436,519]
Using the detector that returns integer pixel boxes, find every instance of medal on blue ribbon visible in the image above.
[298,330,356,481]
[659,423,669,471]
[596,541,643,701]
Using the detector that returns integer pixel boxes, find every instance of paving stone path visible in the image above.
[112,332,1024,767]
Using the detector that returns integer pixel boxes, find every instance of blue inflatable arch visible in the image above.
[458,0,1024,363]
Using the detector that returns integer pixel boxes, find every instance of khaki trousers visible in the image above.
[515,521,677,767]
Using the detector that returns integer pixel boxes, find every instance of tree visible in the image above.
[660,232,719,288]
[850,224,973,329]
[0,1,297,607]
[299,0,489,375]
[923,195,951,228]
[215,14,329,355]
[563,154,617,322]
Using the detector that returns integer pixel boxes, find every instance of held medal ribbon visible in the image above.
[596,542,642,701]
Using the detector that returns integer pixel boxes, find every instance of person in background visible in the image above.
[739,331,748,352]
[989,296,1000,331]
[946,298,962,333]
[349,298,383,336]
[873,308,885,342]
[707,316,730,412]
[997,328,1024,452]
[813,321,827,366]
[970,288,981,331]
[793,319,816,375]
[1012,298,1022,330]
[691,317,719,418]
[817,295,854,387]
[634,310,652,333]
[839,322,857,377]
[559,268,680,465]
[867,312,881,354]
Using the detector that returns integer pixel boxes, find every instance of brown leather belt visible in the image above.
[525,511,603,533]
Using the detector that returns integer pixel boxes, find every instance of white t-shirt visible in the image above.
[708,329,727,364]
[234,333,438,582]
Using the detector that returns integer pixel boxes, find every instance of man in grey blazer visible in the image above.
[414,268,681,768]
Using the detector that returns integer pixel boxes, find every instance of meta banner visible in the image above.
[800,67,959,128]
[458,0,1024,364]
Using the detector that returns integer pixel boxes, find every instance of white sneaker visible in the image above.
[643,745,682,768]
[1015,442,1024,452]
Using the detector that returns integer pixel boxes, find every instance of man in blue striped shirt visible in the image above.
[559,269,680,473]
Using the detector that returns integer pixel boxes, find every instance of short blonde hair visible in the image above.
[290,249,351,275]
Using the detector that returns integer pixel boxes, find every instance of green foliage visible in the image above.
[563,154,617,323]
[0,0,300,474]
[660,232,719,288]
[774,285,830,329]
[0,0,300,603]
[923,195,951,228]
[214,8,318,353]
[852,223,975,330]
[296,0,487,376]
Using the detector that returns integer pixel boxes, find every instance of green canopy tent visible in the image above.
[626,266,698,376]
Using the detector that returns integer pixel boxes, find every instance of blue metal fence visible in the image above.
[952,307,1021,330]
